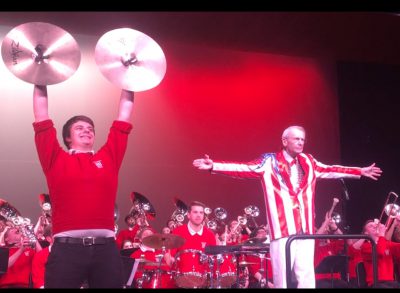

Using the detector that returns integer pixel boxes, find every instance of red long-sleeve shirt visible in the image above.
[0,247,35,288]
[33,119,132,235]
[361,237,400,286]
[31,247,50,288]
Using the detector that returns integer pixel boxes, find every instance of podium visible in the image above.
[315,255,348,288]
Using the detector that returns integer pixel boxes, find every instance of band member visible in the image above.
[165,201,216,288]
[32,85,134,288]
[116,214,139,250]
[129,227,174,288]
[360,219,400,288]
[314,212,349,288]
[193,125,382,288]
[31,225,53,288]
[0,226,41,288]
[244,226,274,288]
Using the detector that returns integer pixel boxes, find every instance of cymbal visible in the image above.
[244,237,270,245]
[130,191,156,219]
[238,261,258,266]
[1,22,81,85]
[139,261,160,267]
[142,233,185,250]
[136,256,154,263]
[94,28,166,91]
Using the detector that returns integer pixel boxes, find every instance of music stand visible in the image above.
[0,247,8,275]
[315,255,348,288]
[121,256,136,288]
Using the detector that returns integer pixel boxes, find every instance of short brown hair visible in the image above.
[188,201,206,212]
[62,115,95,149]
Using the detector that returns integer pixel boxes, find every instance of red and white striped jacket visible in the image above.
[211,150,362,241]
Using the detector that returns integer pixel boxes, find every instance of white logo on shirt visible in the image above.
[93,160,103,168]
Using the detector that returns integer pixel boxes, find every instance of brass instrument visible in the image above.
[244,205,260,229]
[129,191,156,228]
[0,199,37,248]
[114,204,119,234]
[378,191,400,228]
[327,198,339,219]
[169,197,188,230]
[206,207,227,233]
[38,193,52,227]
[203,207,213,227]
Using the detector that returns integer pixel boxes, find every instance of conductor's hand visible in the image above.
[193,154,213,170]
[361,163,382,180]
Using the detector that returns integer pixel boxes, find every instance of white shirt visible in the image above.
[187,222,204,236]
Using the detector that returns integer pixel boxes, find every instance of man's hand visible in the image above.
[361,163,382,180]
[193,154,213,170]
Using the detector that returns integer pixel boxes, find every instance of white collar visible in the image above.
[188,222,203,236]
[69,149,95,155]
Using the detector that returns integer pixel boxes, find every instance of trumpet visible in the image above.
[227,215,249,240]
[206,207,227,232]
[244,205,260,228]
[378,191,400,229]
[327,198,339,219]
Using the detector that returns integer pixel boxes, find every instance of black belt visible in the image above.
[54,237,115,246]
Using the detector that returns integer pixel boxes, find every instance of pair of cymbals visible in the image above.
[142,233,185,250]
[1,22,166,91]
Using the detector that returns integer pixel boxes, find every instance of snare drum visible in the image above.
[174,249,208,288]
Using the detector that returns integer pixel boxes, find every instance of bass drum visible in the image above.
[174,249,209,288]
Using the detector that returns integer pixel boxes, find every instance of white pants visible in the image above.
[270,237,315,288]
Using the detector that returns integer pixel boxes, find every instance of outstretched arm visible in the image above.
[361,163,382,180]
[117,89,134,122]
[193,154,214,170]
[33,85,49,122]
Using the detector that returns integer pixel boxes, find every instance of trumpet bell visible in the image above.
[331,212,341,224]
[214,207,227,220]
[244,205,260,217]
[385,203,400,217]
[204,207,212,216]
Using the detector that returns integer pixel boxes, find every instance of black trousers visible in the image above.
[45,240,123,288]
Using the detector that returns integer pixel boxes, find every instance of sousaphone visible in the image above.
[129,191,156,220]
[1,22,81,85]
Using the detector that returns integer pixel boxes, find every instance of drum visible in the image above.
[174,249,208,288]
[141,269,176,289]
[213,253,237,288]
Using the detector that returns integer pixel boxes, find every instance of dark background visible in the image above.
[338,62,400,233]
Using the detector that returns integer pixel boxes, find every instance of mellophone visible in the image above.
[129,243,270,289]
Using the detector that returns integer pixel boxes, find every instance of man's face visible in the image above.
[66,121,95,150]
[5,228,22,246]
[282,128,305,157]
[187,205,205,226]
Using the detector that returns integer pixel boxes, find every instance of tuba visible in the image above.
[169,197,188,230]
